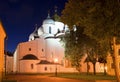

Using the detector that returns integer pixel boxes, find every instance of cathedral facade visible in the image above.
[13,13,77,73]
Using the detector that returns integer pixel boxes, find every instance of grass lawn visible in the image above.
[55,73,116,80]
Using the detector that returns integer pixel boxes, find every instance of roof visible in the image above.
[43,13,55,25]
[43,18,55,25]
[37,60,54,64]
[37,60,60,65]
[21,54,39,60]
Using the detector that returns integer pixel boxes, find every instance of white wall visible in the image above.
[20,60,39,73]
[37,64,78,73]
[45,38,64,64]
[6,55,13,73]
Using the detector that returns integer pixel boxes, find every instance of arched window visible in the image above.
[57,29,60,33]
[31,64,34,69]
[49,26,51,34]
[44,67,47,71]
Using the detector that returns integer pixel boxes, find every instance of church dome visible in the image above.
[43,13,55,25]
[29,33,35,41]
[42,13,57,34]
[28,27,39,41]
[43,18,55,25]
[38,27,43,36]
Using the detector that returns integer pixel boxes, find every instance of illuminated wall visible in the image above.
[20,60,39,73]
[13,37,65,73]
[13,39,45,73]
[45,38,64,63]
[0,21,6,81]
[6,55,13,73]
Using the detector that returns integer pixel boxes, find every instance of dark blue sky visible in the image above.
[0,0,67,52]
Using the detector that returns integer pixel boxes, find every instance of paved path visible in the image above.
[5,74,92,82]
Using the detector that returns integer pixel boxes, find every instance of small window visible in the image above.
[49,26,51,34]
[118,49,120,55]
[31,64,34,69]
[42,49,44,52]
[29,48,31,51]
[44,67,47,71]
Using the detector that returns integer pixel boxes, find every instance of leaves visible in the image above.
[61,0,120,76]
[62,0,120,57]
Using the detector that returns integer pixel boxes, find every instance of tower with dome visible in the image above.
[13,10,77,73]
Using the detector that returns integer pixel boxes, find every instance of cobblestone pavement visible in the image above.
[5,74,92,82]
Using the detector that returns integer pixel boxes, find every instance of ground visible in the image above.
[3,74,117,82]
[4,74,92,82]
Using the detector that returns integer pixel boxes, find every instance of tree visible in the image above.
[84,42,99,75]
[63,26,85,72]
[61,0,120,81]
[97,43,107,75]
[62,25,98,73]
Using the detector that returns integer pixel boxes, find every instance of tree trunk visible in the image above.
[93,63,96,75]
[86,61,89,74]
[104,62,106,75]
[112,36,120,82]
[86,53,89,75]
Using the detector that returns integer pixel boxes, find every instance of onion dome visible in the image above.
[28,26,39,41]
[42,12,57,34]
[38,27,43,36]
[29,33,35,41]
[52,6,61,21]
[43,13,55,25]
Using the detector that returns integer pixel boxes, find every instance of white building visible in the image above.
[13,12,77,73]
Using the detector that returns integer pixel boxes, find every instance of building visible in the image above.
[6,55,13,74]
[0,21,6,81]
[13,12,78,73]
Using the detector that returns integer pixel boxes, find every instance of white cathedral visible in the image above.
[13,12,78,73]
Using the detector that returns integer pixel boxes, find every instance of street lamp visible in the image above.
[54,58,58,76]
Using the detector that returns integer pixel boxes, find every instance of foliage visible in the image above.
[63,27,85,72]
[61,0,120,80]
[62,0,120,46]
[62,26,98,72]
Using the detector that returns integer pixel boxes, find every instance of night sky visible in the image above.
[0,0,68,52]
